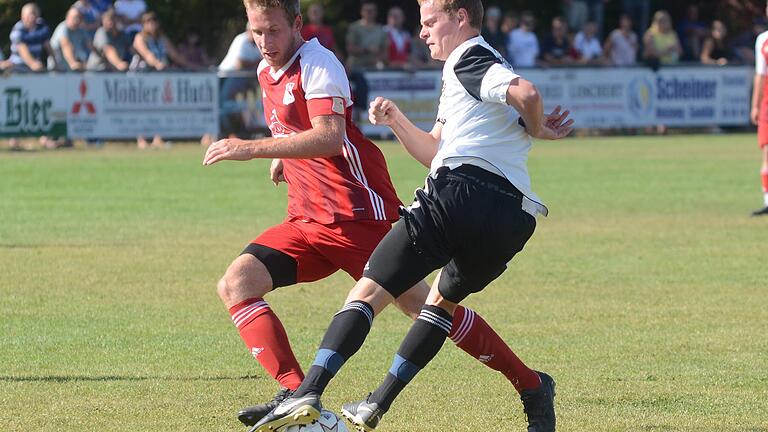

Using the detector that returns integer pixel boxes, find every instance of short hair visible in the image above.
[102,8,116,21]
[21,2,40,16]
[417,0,483,30]
[243,0,300,23]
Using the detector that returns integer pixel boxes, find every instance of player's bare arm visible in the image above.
[506,77,573,140]
[752,74,764,125]
[203,114,344,165]
[369,96,440,167]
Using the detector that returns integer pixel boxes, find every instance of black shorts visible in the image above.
[363,164,537,303]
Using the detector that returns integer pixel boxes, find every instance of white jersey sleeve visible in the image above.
[756,31,768,75]
[300,42,352,106]
[453,44,519,104]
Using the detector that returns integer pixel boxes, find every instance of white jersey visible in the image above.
[431,35,547,215]
[756,30,768,75]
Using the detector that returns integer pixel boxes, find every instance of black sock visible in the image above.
[294,300,374,397]
[369,305,453,411]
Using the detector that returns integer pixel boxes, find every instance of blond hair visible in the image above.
[417,0,483,29]
[243,0,300,23]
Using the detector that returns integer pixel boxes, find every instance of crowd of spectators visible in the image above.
[1,1,213,76]
[2,1,762,78]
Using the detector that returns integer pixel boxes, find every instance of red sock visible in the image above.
[450,306,541,393]
[229,298,304,390]
[761,168,768,194]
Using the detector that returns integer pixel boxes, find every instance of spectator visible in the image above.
[0,49,13,72]
[700,20,730,66]
[622,0,649,38]
[177,26,212,69]
[73,0,102,36]
[481,6,507,59]
[604,13,637,66]
[501,12,519,34]
[384,6,411,68]
[9,3,52,72]
[346,1,388,69]
[130,11,191,71]
[218,23,263,138]
[677,5,707,62]
[642,10,682,68]
[50,7,92,71]
[86,8,130,71]
[731,17,767,65]
[573,20,602,64]
[565,0,607,36]
[301,3,338,55]
[507,11,539,68]
[131,11,188,149]
[219,24,262,73]
[540,16,573,66]
[114,0,146,38]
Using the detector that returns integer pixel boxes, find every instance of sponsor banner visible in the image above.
[358,66,751,132]
[360,70,443,136]
[68,72,219,139]
[0,74,68,138]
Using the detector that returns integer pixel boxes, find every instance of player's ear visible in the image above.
[294,13,303,32]
[456,8,468,27]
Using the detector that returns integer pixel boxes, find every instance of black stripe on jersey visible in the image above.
[454,44,502,101]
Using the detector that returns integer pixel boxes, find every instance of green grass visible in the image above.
[1,135,767,431]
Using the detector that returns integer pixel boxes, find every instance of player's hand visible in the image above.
[531,105,574,140]
[203,138,254,165]
[369,97,401,127]
[752,107,760,125]
[270,158,285,185]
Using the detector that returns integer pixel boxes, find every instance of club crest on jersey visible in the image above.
[268,108,292,137]
[283,82,296,105]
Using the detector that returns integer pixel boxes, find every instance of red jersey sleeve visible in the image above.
[300,49,353,119]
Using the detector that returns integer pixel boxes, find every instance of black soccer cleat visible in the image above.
[248,393,322,432]
[340,395,385,432]
[751,206,768,217]
[520,371,557,432]
[238,387,294,426]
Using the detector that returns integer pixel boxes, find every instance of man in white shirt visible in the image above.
[254,1,572,432]
[507,11,539,67]
[573,21,603,64]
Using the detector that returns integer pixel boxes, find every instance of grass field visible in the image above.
[1,134,766,431]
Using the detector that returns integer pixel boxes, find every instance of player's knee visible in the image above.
[216,275,236,303]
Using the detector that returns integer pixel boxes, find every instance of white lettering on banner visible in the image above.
[356,66,752,133]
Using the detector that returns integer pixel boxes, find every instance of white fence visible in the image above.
[1,72,219,139]
[0,66,752,140]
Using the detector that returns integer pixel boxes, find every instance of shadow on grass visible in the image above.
[0,375,261,383]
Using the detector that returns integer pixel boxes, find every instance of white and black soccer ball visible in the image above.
[284,409,349,432]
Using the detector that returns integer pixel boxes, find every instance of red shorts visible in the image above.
[249,219,392,286]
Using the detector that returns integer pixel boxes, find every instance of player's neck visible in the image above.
[270,36,305,73]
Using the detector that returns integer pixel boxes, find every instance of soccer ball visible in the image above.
[284,409,349,432]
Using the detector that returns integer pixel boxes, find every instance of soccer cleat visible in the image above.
[520,371,556,432]
[248,393,322,432]
[751,206,768,216]
[238,387,294,426]
[340,395,384,432]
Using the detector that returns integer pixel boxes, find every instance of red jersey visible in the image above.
[385,27,412,66]
[257,38,401,224]
[301,25,336,52]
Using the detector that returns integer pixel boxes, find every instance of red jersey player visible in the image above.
[204,0,549,426]
[751,9,768,216]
